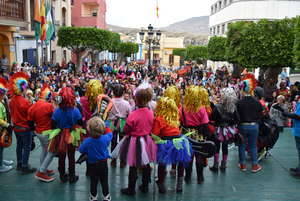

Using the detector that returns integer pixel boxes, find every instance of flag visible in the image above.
[40,0,47,41]
[46,0,55,42]
[34,0,41,40]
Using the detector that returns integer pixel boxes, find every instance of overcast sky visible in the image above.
[106,0,213,28]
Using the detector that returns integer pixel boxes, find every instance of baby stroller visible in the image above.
[256,117,280,161]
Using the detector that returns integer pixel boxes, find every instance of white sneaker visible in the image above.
[103,194,111,201]
[0,165,13,173]
[89,193,98,201]
[3,160,14,166]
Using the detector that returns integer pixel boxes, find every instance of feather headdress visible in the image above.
[241,73,257,95]
[39,84,52,101]
[0,78,8,94]
[9,72,29,95]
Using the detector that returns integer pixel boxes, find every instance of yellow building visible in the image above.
[142,34,184,67]
[0,0,27,70]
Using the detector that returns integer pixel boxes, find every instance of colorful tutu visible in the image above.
[216,126,238,142]
[154,135,192,166]
[111,135,157,167]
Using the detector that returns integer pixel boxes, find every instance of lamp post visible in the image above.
[139,24,161,70]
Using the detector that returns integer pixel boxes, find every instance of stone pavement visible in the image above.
[0,129,299,201]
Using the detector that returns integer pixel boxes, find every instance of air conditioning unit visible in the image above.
[92,11,97,16]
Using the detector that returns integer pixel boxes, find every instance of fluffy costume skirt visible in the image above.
[111,135,157,167]
[216,126,238,142]
[153,135,192,166]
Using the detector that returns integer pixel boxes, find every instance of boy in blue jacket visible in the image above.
[79,116,113,201]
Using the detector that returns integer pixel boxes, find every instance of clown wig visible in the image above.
[220,87,237,113]
[163,86,181,107]
[241,73,257,95]
[197,86,210,107]
[85,80,103,110]
[155,97,180,127]
[183,86,202,113]
[8,72,29,95]
[39,84,52,101]
[59,87,75,108]
[0,78,8,95]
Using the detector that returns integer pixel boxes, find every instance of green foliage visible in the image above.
[208,36,227,61]
[186,45,208,64]
[57,27,115,53]
[226,19,295,68]
[294,17,300,69]
[173,48,187,58]
[109,33,121,53]
[118,42,139,57]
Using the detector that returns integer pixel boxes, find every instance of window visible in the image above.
[62,8,67,26]
[213,27,216,35]
[219,1,222,9]
[210,28,213,35]
[169,54,174,66]
[211,6,214,14]
[217,26,220,35]
[30,0,35,31]
[215,4,218,12]
[224,0,227,6]
[222,24,225,34]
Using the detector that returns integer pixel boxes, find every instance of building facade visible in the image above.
[15,0,72,66]
[0,0,27,69]
[71,0,106,29]
[209,0,300,37]
[138,34,184,67]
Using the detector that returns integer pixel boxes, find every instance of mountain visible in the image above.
[162,16,209,35]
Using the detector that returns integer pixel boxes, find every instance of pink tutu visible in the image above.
[111,135,157,167]
[216,126,238,142]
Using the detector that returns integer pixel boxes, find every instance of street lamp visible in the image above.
[139,24,161,69]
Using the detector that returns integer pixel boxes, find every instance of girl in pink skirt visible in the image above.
[112,85,157,195]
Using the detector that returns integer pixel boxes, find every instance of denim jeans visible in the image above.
[36,133,55,173]
[295,136,300,169]
[0,146,3,166]
[238,124,259,165]
[15,131,32,168]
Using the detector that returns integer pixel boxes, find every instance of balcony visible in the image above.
[0,0,27,27]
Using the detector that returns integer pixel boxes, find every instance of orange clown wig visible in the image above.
[8,72,29,95]
[39,84,52,101]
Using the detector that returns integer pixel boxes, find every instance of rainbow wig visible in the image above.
[39,84,52,101]
[183,85,202,113]
[155,97,180,127]
[59,87,75,108]
[0,78,8,95]
[9,72,29,95]
[241,73,257,95]
[85,80,103,110]
[163,86,181,107]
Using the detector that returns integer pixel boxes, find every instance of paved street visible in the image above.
[0,129,299,201]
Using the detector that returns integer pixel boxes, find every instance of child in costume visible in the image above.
[79,117,112,201]
[180,85,209,184]
[210,87,239,172]
[28,85,55,182]
[50,87,84,183]
[108,83,131,168]
[152,97,192,193]
[8,72,36,174]
[162,85,181,175]
[0,78,14,173]
[112,83,157,195]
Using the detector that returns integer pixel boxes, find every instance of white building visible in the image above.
[208,0,300,70]
[209,0,300,37]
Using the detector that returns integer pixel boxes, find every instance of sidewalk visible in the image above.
[0,129,299,201]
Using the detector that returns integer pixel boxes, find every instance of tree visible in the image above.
[108,32,121,60]
[208,36,227,61]
[57,27,113,71]
[186,45,208,64]
[226,19,296,96]
[117,42,139,63]
[294,17,300,69]
[173,48,187,66]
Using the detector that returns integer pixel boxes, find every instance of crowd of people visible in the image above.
[0,60,300,201]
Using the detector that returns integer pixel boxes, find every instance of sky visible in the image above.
[106,0,213,28]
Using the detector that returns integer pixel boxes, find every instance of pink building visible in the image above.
[71,0,106,29]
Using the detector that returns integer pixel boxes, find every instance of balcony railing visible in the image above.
[0,0,26,21]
